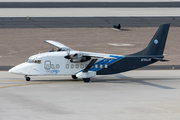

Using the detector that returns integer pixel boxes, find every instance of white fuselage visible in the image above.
[9,51,108,76]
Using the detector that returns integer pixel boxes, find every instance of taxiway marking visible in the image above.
[0,80,77,89]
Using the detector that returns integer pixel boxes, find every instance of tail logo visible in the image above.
[154,39,158,44]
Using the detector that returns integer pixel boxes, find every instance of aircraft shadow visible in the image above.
[120,29,131,31]
[91,74,177,89]
[32,78,177,90]
[31,73,177,89]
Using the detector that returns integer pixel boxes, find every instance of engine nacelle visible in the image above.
[65,53,91,63]
[70,56,91,63]
[76,71,96,78]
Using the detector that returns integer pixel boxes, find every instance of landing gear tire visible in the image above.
[72,75,78,79]
[25,76,30,81]
[83,78,90,83]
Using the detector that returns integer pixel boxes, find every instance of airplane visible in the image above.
[9,23,170,83]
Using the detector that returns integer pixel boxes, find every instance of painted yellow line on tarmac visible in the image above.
[0,81,76,89]
[0,80,25,82]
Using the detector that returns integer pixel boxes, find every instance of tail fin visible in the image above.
[131,23,170,56]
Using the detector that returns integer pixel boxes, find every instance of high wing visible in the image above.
[76,52,115,59]
[45,40,116,59]
[45,40,74,51]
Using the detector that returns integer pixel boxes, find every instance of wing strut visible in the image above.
[83,59,97,72]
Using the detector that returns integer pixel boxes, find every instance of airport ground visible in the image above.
[1,70,180,120]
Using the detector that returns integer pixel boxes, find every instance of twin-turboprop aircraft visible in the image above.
[9,23,170,83]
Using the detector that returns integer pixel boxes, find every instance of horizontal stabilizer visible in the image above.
[152,57,169,62]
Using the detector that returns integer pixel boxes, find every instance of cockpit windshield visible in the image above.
[26,59,41,64]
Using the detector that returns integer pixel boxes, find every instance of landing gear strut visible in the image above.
[25,75,30,81]
[72,75,78,79]
[83,78,90,83]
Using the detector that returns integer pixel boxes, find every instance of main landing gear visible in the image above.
[72,75,78,79]
[25,75,31,81]
[83,78,90,83]
[71,75,90,83]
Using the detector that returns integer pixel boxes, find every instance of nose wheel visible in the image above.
[25,75,31,81]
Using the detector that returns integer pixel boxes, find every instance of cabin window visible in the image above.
[66,64,69,69]
[80,64,84,69]
[95,64,98,68]
[100,64,103,68]
[71,64,74,69]
[76,64,79,69]
[105,64,108,68]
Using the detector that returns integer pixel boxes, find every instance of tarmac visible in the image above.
[1,70,180,120]
[0,2,180,8]
[0,17,180,28]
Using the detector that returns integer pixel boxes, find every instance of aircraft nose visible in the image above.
[9,66,18,74]
[8,63,27,75]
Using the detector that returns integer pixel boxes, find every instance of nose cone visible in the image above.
[8,63,27,75]
[9,66,19,74]
[9,67,15,73]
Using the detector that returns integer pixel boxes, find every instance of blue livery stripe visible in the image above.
[75,55,124,74]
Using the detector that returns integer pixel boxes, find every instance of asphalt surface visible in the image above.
[0,17,180,28]
[1,70,180,120]
[0,2,180,8]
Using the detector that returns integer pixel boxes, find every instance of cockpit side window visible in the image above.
[37,60,41,64]
[26,59,41,64]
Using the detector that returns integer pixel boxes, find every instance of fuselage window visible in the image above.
[76,64,79,69]
[100,64,103,68]
[66,64,69,69]
[105,64,108,68]
[95,64,98,68]
[80,64,84,69]
[71,64,74,69]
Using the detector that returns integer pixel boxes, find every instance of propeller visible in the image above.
[64,49,71,59]
[49,46,55,52]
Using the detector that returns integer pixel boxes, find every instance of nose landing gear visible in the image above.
[25,75,31,81]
